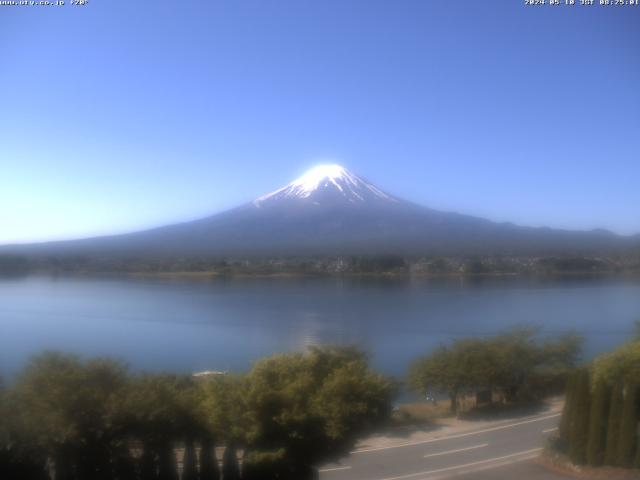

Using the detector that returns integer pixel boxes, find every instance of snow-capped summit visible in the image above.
[254,164,396,207]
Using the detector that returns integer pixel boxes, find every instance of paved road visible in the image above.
[319,412,567,480]
[452,459,567,480]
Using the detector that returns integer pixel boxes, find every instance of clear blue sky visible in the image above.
[1,1,639,244]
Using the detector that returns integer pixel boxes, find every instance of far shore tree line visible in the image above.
[1,325,626,480]
[1,253,639,276]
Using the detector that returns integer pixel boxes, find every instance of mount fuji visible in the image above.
[253,164,399,208]
[2,165,637,257]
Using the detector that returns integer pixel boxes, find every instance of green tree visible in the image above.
[540,331,583,368]
[409,344,466,414]
[124,374,201,480]
[409,329,583,414]
[491,328,541,402]
[242,449,288,480]
[604,383,624,466]
[200,374,247,447]
[0,376,49,480]
[491,328,581,402]
[586,379,609,466]
[536,332,584,395]
[592,341,640,387]
[12,352,129,480]
[242,346,393,479]
[558,371,577,446]
[568,369,590,465]
[590,337,640,467]
[616,381,639,468]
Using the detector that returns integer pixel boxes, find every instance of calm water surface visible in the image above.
[1,275,639,380]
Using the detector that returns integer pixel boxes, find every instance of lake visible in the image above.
[1,275,639,382]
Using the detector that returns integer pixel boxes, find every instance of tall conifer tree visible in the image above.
[586,380,609,466]
[559,371,577,446]
[604,383,624,466]
[568,369,590,465]
[616,381,639,468]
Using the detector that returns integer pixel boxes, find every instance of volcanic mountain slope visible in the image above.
[2,165,638,257]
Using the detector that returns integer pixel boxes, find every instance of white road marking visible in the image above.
[426,450,542,480]
[379,448,543,480]
[352,413,560,454]
[318,465,352,473]
[543,427,558,433]
[423,443,488,458]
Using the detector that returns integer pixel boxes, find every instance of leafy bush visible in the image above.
[0,346,393,480]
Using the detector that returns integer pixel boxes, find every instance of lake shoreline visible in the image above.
[119,270,640,281]
[5,269,640,283]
